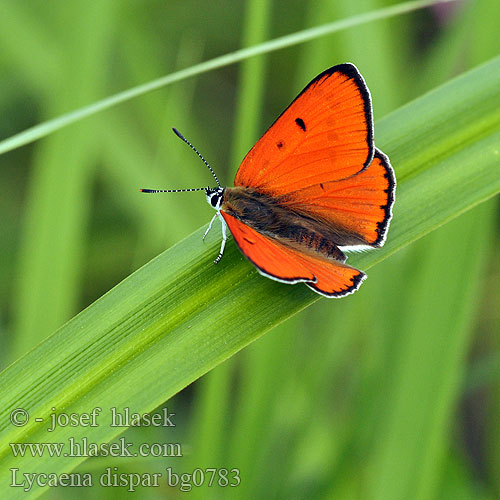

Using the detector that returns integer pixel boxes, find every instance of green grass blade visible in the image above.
[0,0,457,156]
[205,2,272,496]
[368,201,497,500]
[186,3,272,496]
[0,2,62,93]
[1,53,500,498]
[230,0,271,164]
[10,1,117,359]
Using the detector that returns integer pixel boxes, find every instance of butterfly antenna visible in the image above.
[140,187,206,193]
[172,127,221,188]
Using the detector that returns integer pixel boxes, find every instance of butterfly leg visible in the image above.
[203,213,218,241]
[214,212,227,264]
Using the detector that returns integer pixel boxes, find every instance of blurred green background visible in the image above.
[1,0,499,498]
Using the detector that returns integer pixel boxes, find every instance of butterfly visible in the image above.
[141,63,396,298]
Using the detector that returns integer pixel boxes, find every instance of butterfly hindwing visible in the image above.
[300,252,366,298]
[234,63,374,195]
[277,148,396,247]
[221,211,365,297]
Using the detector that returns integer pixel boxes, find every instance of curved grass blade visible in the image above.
[0,0,457,156]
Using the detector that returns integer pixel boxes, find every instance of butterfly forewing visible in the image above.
[219,63,396,296]
[234,63,374,194]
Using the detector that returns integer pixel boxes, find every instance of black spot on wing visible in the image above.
[276,141,284,149]
[295,117,306,131]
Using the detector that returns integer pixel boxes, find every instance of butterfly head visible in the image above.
[205,186,225,211]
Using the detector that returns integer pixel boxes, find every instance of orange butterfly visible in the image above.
[141,63,395,298]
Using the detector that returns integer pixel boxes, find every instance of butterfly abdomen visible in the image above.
[222,187,347,263]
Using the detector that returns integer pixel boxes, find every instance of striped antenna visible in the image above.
[140,187,206,193]
[172,128,221,188]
